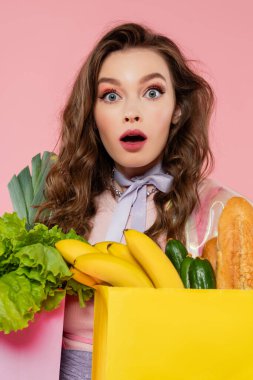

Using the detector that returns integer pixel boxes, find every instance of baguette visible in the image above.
[202,237,218,274]
[216,197,253,289]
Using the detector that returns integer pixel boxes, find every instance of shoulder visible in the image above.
[198,177,246,203]
[195,177,241,231]
[185,177,252,256]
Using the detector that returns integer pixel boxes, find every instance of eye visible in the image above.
[144,85,166,100]
[99,89,120,103]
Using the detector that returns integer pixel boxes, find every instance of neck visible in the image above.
[114,157,163,179]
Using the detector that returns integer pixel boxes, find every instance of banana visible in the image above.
[124,229,184,288]
[55,239,100,265]
[93,241,114,254]
[108,242,142,269]
[74,252,154,288]
[70,267,98,288]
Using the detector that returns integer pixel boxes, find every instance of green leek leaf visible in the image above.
[29,152,57,224]
[31,153,42,191]
[17,166,34,225]
[7,175,28,221]
[32,151,51,194]
[8,151,57,227]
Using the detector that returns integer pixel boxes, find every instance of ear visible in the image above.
[171,105,182,125]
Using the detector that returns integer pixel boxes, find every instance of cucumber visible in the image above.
[189,257,216,289]
[180,256,194,288]
[165,239,188,273]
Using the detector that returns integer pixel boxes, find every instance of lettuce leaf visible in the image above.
[15,243,71,282]
[65,278,94,308]
[0,272,42,333]
[0,212,94,334]
[41,289,66,311]
[0,212,86,256]
[0,212,27,240]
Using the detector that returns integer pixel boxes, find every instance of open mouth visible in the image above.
[119,129,147,152]
[121,135,146,142]
[120,130,147,143]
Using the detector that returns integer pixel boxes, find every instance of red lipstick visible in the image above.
[119,129,147,152]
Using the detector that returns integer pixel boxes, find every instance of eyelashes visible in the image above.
[99,89,118,101]
[145,85,166,99]
[98,84,166,103]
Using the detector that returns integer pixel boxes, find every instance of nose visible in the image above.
[124,115,140,123]
[123,98,142,124]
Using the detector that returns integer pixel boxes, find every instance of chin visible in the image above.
[120,158,148,167]
[116,157,158,169]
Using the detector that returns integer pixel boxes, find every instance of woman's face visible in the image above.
[93,47,181,178]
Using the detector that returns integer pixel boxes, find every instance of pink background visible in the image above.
[1,0,252,215]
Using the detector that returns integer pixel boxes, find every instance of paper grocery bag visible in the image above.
[0,300,65,380]
[92,286,253,380]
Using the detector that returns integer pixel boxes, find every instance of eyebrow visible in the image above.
[97,72,167,86]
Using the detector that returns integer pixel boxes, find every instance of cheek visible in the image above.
[159,106,173,124]
[94,105,118,137]
[147,100,174,123]
[94,109,120,158]
[148,107,173,138]
[94,110,109,130]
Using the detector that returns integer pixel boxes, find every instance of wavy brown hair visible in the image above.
[36,22,215,244]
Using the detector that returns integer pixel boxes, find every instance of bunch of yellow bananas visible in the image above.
[55,230,184,289]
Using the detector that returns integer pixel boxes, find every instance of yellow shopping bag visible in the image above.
[92,286,253,380]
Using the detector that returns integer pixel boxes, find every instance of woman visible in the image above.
[37,22,240,379]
